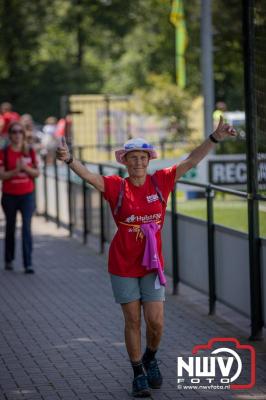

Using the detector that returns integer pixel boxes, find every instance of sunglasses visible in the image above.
[10,129,24,134]
[124,143,153,150]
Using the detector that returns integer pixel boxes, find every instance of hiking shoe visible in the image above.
[132,374,151,398]
[25,266,35,274]
[144,359,163,389]
[5,262,13,271]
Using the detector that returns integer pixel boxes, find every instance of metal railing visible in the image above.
[171,179,265,340]
[38,154,266,340]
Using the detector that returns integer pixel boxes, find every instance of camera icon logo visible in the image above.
[177,337,256,390]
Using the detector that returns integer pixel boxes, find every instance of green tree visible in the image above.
[0,0,245,123]
[0,0,52,100]
[132,73,191,139]
[212,0,244,109]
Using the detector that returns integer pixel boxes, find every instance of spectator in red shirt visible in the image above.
[56,117,236,398]
[0,102,20,137]
[0,122,40,273]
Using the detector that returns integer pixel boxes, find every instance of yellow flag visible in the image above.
[170,0,188,89]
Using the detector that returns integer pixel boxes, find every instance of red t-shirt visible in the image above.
[103,165,177,277]
[0,111,20,135]
[0,146,38,195]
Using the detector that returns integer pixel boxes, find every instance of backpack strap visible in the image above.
[151,174,166,205]
[114,179,125,216]
[114,174,166,217]
[22,147,37,167]
[29,148,36,167]
[3,145,8,170]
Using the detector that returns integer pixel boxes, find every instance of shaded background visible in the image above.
[0,0,243,123]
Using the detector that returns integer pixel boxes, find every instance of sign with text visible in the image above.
[209,158,266,186]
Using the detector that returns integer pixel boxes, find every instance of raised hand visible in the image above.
[20,157,28,171]
[15,159,22,173]
[212,116,237,142]
[56,136,70,162]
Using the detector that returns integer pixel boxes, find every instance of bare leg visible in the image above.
[121,300,142,362]
[143,301,164,351]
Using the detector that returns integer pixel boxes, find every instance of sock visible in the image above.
[142,347,157,367]
[131,360,145,378]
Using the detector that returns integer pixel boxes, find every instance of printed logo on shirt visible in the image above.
[125,213,161,224]
[146,193,159,203]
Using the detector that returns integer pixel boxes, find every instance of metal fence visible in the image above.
[36,153,266,340]
[35,0,266,342]
[242,0,266,340]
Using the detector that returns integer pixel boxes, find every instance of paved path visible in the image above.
[0,215,266,400]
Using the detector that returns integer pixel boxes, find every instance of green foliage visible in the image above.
[212,0,244,109]
[177,197,266,238]
[183,0,202,96]
[0,0,52,100]
[0,0,244,123]
[216,138,246,155]
[132,73,191,138]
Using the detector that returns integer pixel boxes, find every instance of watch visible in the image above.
[65,154,73,165]
[209,133,219,144]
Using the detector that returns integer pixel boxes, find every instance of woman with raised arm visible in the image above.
[56,117,236,398]
[0,122,40,273]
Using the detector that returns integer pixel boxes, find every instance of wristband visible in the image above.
[209,133,219,144]
[65,155,73,165]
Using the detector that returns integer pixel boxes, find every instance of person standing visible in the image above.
[56,116,236,397]
[0,122,40,273]
[0,102,20,148]
[20,113,43,151]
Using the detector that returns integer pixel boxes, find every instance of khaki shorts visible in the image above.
[109,272,165,304]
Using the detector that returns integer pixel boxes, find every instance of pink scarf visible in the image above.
[140,222,166,287]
